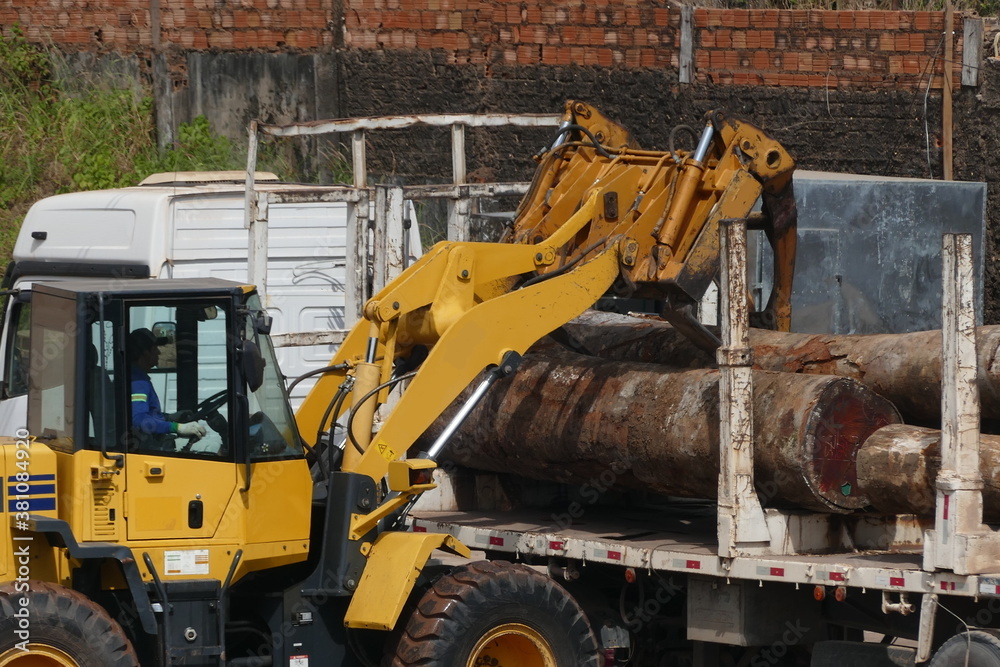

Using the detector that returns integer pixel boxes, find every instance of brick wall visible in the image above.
[693,9,962,88]
[342,2,964,89]
[1,1,967,91]
[343,1,676,68]
[0,1,337,53]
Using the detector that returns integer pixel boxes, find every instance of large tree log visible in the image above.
[856,424,1000,520]
[560,311,1000,424]
[423,350,900,513]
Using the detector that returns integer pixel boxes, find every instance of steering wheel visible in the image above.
[192,390,228,420]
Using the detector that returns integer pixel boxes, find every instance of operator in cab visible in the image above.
[128,327,206,448]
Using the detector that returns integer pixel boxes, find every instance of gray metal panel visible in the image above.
[752,171,986,334]
[687,578,824,647]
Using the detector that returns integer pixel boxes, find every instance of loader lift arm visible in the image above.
[294,101,795,632]
[297,100,797,489]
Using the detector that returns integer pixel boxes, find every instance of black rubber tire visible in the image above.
[0,580,138,666]
[930,630,1000,667]
[385,560,600,667]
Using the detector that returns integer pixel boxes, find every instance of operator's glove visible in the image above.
[177,421,207,438]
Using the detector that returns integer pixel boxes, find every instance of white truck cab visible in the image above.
[0,172,419,435]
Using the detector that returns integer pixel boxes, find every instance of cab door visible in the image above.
[122,301,238,542]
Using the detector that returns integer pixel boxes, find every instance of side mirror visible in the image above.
[254,312,272,335]
[241,339,265,392]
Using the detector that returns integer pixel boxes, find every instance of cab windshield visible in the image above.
[244,294,304,460]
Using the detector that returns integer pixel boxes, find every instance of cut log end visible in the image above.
[805,380,901,511]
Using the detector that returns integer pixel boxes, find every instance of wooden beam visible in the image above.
[963,18,984,87]
[943,2,954,180]
[679,6,694,84]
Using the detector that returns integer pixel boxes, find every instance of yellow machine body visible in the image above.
[0,279,313,591]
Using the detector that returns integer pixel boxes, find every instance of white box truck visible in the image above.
[0,171,419,435]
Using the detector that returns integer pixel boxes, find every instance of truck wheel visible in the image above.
[386,560,599,667]
[930,630,1000,666]
[0,581,138,666]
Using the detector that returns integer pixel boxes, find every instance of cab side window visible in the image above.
[5,301,30,398]
[27,295,76,448]
[86,321,118,450]
[126,303,232,459]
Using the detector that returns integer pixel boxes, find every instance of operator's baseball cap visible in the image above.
[128,328,168,358]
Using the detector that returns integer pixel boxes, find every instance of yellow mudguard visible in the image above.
[344,531,471,631]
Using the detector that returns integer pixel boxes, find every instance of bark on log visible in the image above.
[560,311,1000,424]
[424,350,900,513]
[856,424,1000,520]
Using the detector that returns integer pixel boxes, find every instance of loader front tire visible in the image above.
[385,560,599,667]
[0,580,138,667]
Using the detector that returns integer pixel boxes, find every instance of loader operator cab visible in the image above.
[26,278,302,466]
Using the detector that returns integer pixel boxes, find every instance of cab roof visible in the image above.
[32,277,253,299]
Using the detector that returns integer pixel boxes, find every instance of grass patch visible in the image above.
[0,26,250,261]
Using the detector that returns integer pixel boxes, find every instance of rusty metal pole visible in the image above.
[717,219,769,556]
[244,120,269,304]
[352,129,367,188]
[925,233,984,574]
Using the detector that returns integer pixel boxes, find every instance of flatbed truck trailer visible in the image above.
[403,230,1000,667]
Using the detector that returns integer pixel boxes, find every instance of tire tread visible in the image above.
[385,560,598,667]
[0,580,138,667]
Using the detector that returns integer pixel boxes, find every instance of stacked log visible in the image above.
[425,349,900,513]
[561,310,1000,424]
[856,424,1000,520]
[423,311,1000,516]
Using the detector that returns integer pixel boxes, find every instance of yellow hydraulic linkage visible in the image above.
[294,100,796,630]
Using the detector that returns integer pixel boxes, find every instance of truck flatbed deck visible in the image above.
[412,509,1000,600]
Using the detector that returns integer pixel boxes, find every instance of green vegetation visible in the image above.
[0,27,246,261]
[0,25,355,261]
